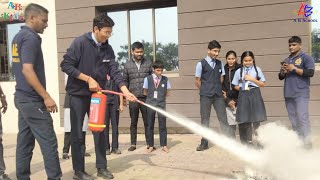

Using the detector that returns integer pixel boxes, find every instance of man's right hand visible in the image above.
[88,77,101,92]
[228,100,236,109]
[119,104,124,113]
[123,92,137,102]
[123,98,128,106]
[44,96,58,113]
[195,77,201,90]
[281,63,288,73]
[222,91,227,99]
[0,95,7,114]
[120,86,137,102]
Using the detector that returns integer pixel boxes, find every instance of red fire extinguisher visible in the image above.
[88,91,107,132]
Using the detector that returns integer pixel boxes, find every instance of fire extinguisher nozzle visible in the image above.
[136,100,145,105]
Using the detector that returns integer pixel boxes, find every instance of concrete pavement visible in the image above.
[3,133,246,180]
[3,133,320,180]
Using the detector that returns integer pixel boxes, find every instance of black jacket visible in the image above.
[122,58,152,98]
[222,63,241,104]
[60,32,125,96]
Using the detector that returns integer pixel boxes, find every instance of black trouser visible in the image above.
[129,97,148,145]
[104,103,119,150]
[63,132,71,153]
[63,132,88,154]
[147,106,167,147]
[238,122,260,144]
[14,96,62,180]
[0,114,5,175]
[69,95,107,171]
[230,125,237,139]
[200,95,232,147]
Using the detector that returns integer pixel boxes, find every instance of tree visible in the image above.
[116,40,178,71]
[117,45,129,69]
[155,42,178,71]
[311,28,320,63]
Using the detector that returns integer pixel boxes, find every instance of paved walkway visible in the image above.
[3,133,320,180]
[3,133,248,180]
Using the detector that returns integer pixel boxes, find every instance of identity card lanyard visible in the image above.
[154,77,160,99]
[242,67,250,91]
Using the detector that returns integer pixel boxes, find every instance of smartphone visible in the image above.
[280,61,286,65]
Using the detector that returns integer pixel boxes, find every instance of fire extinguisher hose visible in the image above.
[100,90,145,105]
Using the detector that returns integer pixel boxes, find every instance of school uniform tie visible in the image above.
[155,77,160,88]
[211,60,215,69]
[245,68,250,75]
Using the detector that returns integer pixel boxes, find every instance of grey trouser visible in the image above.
[285,97,310,139]
[14,96,62,180]
[200,95,232,146]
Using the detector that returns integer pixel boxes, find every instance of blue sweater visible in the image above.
[60,32,125,96]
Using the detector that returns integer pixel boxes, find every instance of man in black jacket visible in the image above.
[61,14,136,180]
[123,42,152,151]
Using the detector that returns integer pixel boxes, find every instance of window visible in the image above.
[0,22,24,81]
[108,6,178,72]
[130,9,154,63]
[155,7,178,71]
[108,11,129,69]
[311,0,320,64]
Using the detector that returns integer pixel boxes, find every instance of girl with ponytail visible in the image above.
[231,51,267,146]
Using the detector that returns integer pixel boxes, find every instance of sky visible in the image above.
[311,0,320,31]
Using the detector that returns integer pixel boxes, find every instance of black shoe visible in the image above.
[111,149,121,154]
[196,144,208,151]
[0,174,12,180]
[247,141,255,148]
[128,146,136,151]
[304,142,313,150]
[73,171,94,180]
[62,153,69,160]
[256,142,263,149]
[97,168,114,179]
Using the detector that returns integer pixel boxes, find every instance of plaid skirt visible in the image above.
[236,87,267,124]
